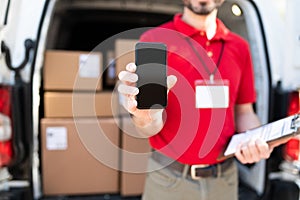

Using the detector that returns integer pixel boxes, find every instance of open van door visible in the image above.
[0,0,47,199]
[0,0,9,29]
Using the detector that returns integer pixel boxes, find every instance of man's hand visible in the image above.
[233,103,279,164]
[117,63,177,135]
[235,135,292,164]
[235,138,272,164]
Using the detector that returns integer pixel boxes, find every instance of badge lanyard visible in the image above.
[185,38,225,83]
[185,38,229,108]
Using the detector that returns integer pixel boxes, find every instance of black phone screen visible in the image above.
[135,42,167,109]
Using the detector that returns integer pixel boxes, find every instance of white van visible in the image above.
[0,0,299,199]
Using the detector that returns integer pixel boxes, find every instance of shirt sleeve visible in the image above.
[235,43,256,104]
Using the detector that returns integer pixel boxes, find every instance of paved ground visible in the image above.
[42,195,141,200]
[0,188,141,200]
[42,194,141,200]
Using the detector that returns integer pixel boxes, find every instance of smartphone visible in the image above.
[135,42,167,109]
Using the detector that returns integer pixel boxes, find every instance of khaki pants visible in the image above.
[142,157,238,200]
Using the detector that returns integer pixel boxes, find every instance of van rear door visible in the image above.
[0,0,46,199]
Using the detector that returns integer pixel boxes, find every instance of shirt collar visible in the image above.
[173,13,229,41]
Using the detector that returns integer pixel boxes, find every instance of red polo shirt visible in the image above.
[140,14,256,164]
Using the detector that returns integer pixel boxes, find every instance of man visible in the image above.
[118,0,285,199]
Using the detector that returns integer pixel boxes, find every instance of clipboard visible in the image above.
[218,113,300,160]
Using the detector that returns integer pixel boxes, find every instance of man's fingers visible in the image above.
[118,84,139,96]
[118,63,138,84]
[126,63,137,72]
[235,144,247,164]
[118,91,137,113]
[255,139,271,159]
[235,138,272,164]
[118,71,138,83]
[247,138,260,162]
[126,98,138,114]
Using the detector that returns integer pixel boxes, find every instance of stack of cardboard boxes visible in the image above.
[114,39,152,196]
[41,39,151,197]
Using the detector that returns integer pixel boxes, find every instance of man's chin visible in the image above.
[190,7,215,15]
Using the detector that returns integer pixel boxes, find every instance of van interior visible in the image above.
[34,0,270,199]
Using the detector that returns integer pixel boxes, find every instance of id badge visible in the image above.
[195,79,229,108]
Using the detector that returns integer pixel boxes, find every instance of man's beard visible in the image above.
[183,0,223,15]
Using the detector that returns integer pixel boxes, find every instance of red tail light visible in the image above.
[0,85,13,167]
[284,137,300,161]
[288,91,300,116]
[284,90,300,162]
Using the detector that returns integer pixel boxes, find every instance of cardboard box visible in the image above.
[44,50,103,91]
[115,39,138,77]
[103,50,117,88]
[120,117,151,196]
[41,118,120,196]
[44,91,120,118]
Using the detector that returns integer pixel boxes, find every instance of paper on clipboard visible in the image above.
[223,113,300,157]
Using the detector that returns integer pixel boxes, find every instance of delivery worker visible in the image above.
[118,0,287,199]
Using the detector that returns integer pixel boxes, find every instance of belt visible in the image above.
[151,151,233,180]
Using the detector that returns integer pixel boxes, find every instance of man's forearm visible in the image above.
[235,104,261,133]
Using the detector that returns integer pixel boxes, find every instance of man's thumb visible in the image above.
[167,75,177,90]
